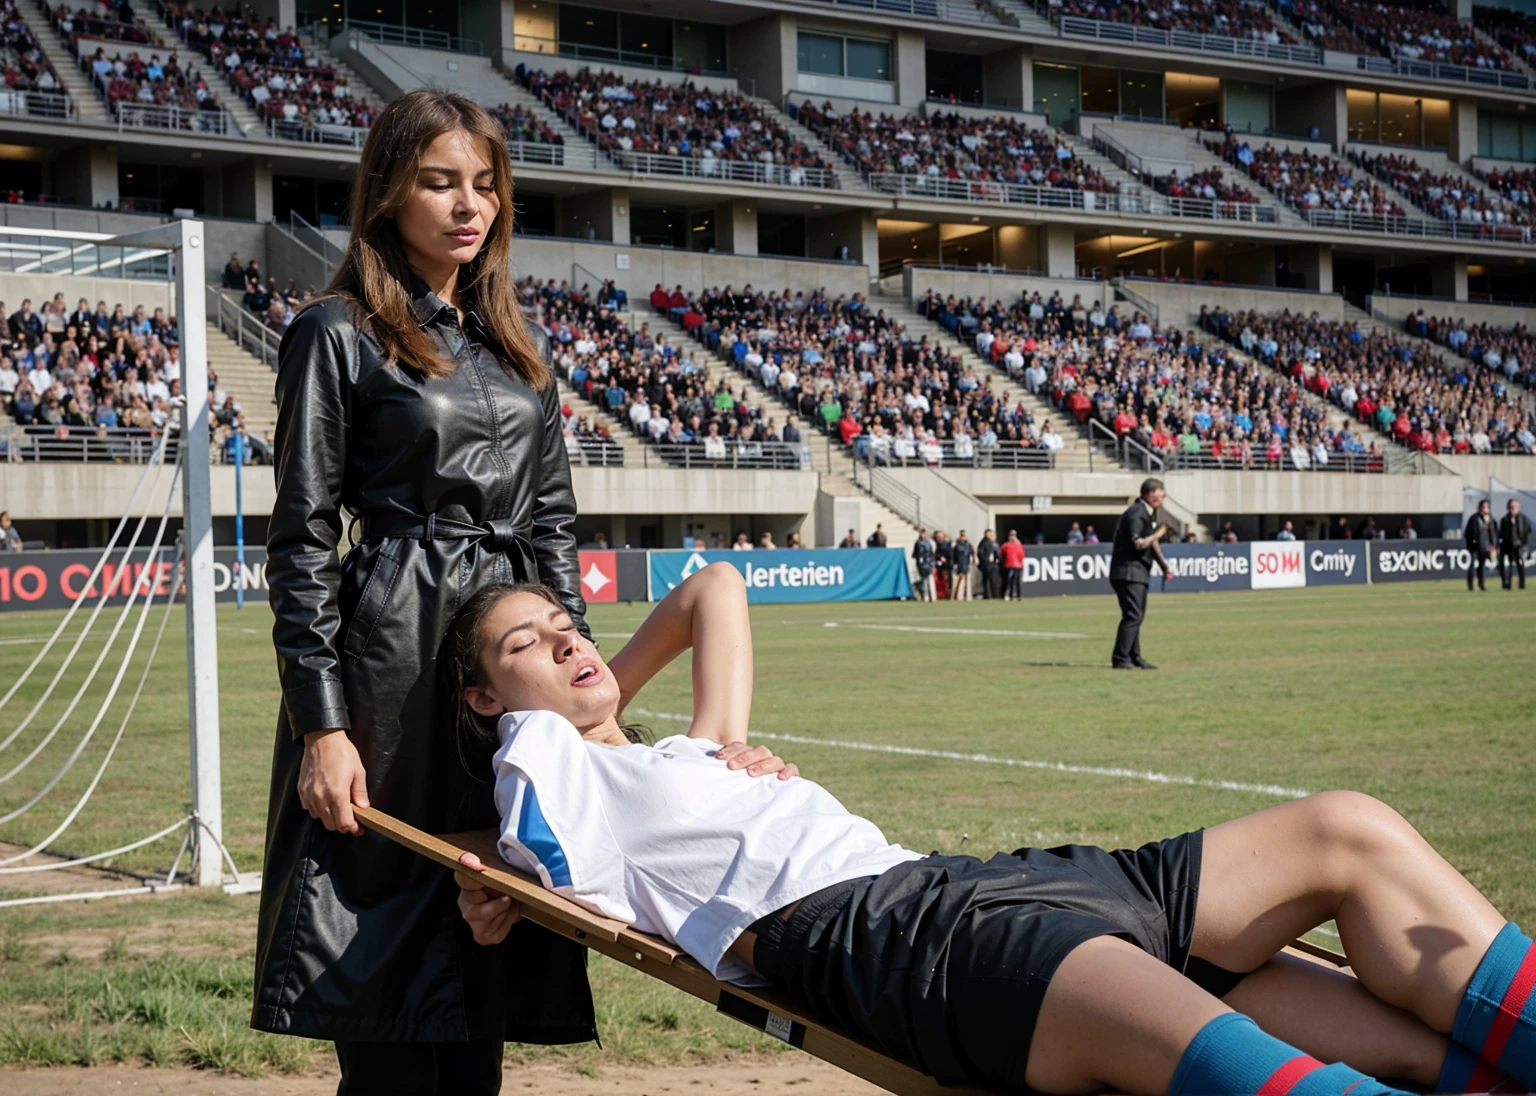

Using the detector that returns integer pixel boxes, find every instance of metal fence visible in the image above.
[607,150,839,190]
[0,89,73,121]
[1302,208,1536,245]
[208,287,281,369]
[634,441,810,469]
[863,172,1112,209]
[565,439,626,467]
[344,19,481,55]
[267,118,371,147]
[507,140,568,167]
[1057,16,1323,65]
[795,0,1006,24]
[1356,54,1531,91]
[107,96,233,136]
[852,440,1058,469]
[1152,444,1386,473]
[3,426,180,463]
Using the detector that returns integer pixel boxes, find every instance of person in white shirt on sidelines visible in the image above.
[446,566,1536,1096]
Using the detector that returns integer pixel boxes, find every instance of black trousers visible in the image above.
[1111,578,1147,667]
[1501,550,1527,589]
[335,1039,503,1096]
[979,564,999,599]
[1468,554,1490,590]
[1004,566,1023,599]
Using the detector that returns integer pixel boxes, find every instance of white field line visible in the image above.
[823,623,1089,639]
[629,709,1310,799]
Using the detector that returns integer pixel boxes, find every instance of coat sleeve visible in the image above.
[528,333,591,640]
[267,304,354,739]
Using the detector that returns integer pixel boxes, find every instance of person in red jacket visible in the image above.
[649,283,669,311]
[999,529,1026,600]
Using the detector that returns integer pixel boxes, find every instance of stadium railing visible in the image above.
[1056,15,1325,65]
[1302,208,1535,244]
[343,19,482,55]
[506,33,734,75]
[566,439,626,467]
[0,227,173,280]
[606,150,839,190]
[850,455,924,530]
[792,0,1006,27]
[208,286,280,369]
[1151,443,1386,473]
[853,441,1058,469]
[506,140,568,167]
[1356,54,1531,91]
[863,173,1113,209]
[267,118,371,148]
[105,96,232,136]
[631,441,810,470]
[0,89,73,121]
[3,425,180,463]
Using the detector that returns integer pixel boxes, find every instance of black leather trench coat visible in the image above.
[252,282,597,1044]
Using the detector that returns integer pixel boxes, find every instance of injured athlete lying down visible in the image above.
[445,563,1533,1096]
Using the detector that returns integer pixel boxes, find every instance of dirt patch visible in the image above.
[6,905,260,964]
[0,1058,884,1095]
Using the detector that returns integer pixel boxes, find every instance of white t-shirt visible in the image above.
[493,710,922,985]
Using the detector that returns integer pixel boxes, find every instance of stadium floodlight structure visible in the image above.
[92,219,223,888]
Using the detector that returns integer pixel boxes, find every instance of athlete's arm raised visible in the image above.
[606,562,755,748]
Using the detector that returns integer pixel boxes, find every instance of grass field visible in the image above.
[0,582,1533,1076]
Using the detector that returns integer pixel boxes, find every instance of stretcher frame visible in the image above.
[355,805,1352,1096]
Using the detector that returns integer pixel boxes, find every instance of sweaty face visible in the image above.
[466,592,619,733]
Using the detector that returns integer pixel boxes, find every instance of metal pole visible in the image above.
[176,218,224,888]
[234,433,245,610]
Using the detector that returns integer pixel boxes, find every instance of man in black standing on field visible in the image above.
[1110,478,1173,670]
[1465,499,1497,592]
[976,528,999,599]
[1499,498,1531,591]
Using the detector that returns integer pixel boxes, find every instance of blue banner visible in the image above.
[1304,542,1370,586]
[648,549,913,603]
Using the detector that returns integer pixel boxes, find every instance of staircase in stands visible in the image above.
[19,0,110,125]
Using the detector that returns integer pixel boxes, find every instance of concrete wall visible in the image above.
[510,236,870,298]
[981,47,1033,113]
[0,272,174,315]
[1273,82,1346,150]
[1437,456,1536,491]
[895,29,926,108]
[1369,295,1536,329]
[1129,280,1345,327]
[727,14,795,104]
[264,222,333,295]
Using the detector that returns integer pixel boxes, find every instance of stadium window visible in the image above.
[758,212,807,258]
[797,32,845,77]
[1164,73,1219,130]
[1120,71,1163,123]
[1224,80,1271,137]
[926,49,984,104]
[630,204,688,248]
[619,13,672,64]
[1478,108,1536,162]
[1348,90,1448,148]
[1032,62,1079,127]
[845,38,891,81]
[560,5,619,53]
[1080,66,1118,116]
[796,32,891,82]
[675,22,728,74]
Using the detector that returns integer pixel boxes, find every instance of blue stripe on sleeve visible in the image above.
[517,785,573,889]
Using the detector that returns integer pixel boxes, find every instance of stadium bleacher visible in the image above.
[1044,0,1297,41]
[1349,149,1534,236]
[1406,310,1536,391]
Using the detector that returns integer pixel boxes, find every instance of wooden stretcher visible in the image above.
[354,805,1352,1096]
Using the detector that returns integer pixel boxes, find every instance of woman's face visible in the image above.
[464,592,619,734]
[394,128,500,284]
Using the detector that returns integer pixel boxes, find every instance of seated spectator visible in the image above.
[1042,0,1295,42]
[1476,4,1536,65]
[1212,136,1405,221]
[791,101,1116,194]
[518,66,834,186]
[490,102,562,145]
[1407,310,1536,393]
[83,41,227,129]
[1351,150,1532,238]
[1152,167,1261,213]
[4,0,66,97]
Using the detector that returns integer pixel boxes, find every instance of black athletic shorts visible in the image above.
[751,830,1221,1093]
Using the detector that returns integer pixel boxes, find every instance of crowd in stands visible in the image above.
[515,66,834,184]
[1349,150,1532,235]
[1275,0,1362,51]
[491,103,561,145]
[790,101,1116,194]
[221,251,316,334]
[80,42,225,126]
[1040,0,1296,42]
[1328,0,1515,68]
[928,288,1373,470]
[49,0,159,47]
[519,278,790,467]
[1205,307,1536,455]
[1407,310,1536,392]
[659,282,1057,468]
[161,4,375,133]
[1475,5,1536,66]
[4,0,65,95]
[1152,167,1262,207]
[1211,135,1406,219]
[1475,165,1536,212]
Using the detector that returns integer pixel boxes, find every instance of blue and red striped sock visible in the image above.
[1169,1012,1414,1096]
[1453,923,1536,1090]
[1438,1043,1522,1093]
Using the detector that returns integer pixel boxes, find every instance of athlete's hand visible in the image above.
[298,728,368,835]
[716,742,798,781]
[455,852,523,946]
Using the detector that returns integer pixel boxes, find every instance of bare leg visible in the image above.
[1223,952,1448,1086]
[1025,935,1229,1095]
[1194,791,1507,1036]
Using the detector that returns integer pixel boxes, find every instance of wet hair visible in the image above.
[441,583,649,761]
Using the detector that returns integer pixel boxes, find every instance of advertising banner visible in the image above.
[576,549,651,604]
[1250,540,1307,589]
[1016,544,1113,597]
[1151,544,1252,593]
[1304,542,1370,586]
[1369,540,1535,583]
[647,548,913,604]
[0,548,267,612]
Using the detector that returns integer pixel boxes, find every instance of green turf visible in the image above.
[0,582,1532,1073]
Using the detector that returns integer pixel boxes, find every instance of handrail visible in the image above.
[345,19,481,55]
[266,118,370,147]
[606,149,839,190]
[288,210,345,267]
[4,425,181,464]
[1110,277,1160,327]
[851,455,924,530]
[637,441,810,470]
[1056,14,1324,65]
[509,32,730,75]
[571,261,606,294]
[1356,53,1531,91]
[0,89,74,121]
[206,286,281,369]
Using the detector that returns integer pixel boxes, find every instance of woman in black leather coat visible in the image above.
[251,90,597,1092]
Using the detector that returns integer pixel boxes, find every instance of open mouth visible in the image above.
[571,664,602,686]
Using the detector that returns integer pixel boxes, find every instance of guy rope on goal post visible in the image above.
[0,219,230,903]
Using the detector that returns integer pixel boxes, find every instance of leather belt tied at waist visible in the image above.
[359,513,531,565]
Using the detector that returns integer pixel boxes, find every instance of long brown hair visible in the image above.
[441,583,649,769]
[317,88,549,388]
